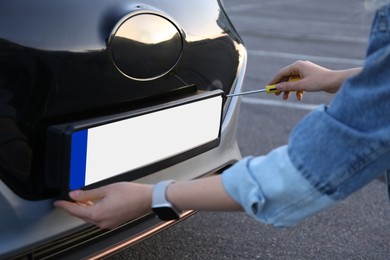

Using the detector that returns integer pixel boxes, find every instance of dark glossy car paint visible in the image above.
[0,0,246,258]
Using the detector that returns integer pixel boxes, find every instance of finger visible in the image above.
[54,200,95,219]
[268,67,292,84]
[268,62,302,85]
[296,91,304,101]
[283,92,291,100]
[268,74,290,86]
[276,78,307,92]
[54,200,102,227]
[69,187,107,203]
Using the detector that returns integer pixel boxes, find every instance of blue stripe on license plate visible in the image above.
[70,130,88,190]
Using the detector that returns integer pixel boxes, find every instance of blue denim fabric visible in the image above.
[222,5,390,227]
[289,4,390,201]
[222,147,335,227]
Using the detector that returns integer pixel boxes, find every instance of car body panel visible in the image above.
[0,0,246,258]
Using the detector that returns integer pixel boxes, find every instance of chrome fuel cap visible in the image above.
[110,13,183,81]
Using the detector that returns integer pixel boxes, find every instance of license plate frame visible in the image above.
[45,90,224,198]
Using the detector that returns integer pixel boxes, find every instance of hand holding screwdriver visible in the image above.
[228,61,362,101]
[226,77,301,98]
[269,60,362,100]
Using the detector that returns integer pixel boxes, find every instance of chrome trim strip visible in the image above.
[87,210,196,259]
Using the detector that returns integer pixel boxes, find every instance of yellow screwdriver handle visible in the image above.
[265,77,301,93]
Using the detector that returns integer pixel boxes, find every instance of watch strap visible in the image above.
[152,180,174,206]
[152,180,181,220]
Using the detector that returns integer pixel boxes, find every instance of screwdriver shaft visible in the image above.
[226,88,267,97]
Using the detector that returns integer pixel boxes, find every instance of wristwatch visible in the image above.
[151,180,181,221]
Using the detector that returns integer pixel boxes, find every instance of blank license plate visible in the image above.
[67,93,223,190]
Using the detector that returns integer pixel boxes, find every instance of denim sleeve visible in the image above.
[221,5,390,227]
[288,5,390,202]
[221,146,335,227]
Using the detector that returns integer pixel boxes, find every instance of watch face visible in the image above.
[152,206,180,221]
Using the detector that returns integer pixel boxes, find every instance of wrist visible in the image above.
[143,184,154,214]
[151,180,181,220]
[330,68,362,92]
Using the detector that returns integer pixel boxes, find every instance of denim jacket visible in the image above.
[222,5,390,227]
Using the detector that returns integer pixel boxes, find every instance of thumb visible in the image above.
[276,80,304,92]
[69,187,106,202]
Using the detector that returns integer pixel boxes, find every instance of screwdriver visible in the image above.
[226,77,301,97]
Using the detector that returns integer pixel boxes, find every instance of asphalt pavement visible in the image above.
[109,1,390,259]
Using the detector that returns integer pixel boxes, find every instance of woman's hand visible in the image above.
[54,182,153,229]
[269,60,362,100]
[54,175,242,229]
